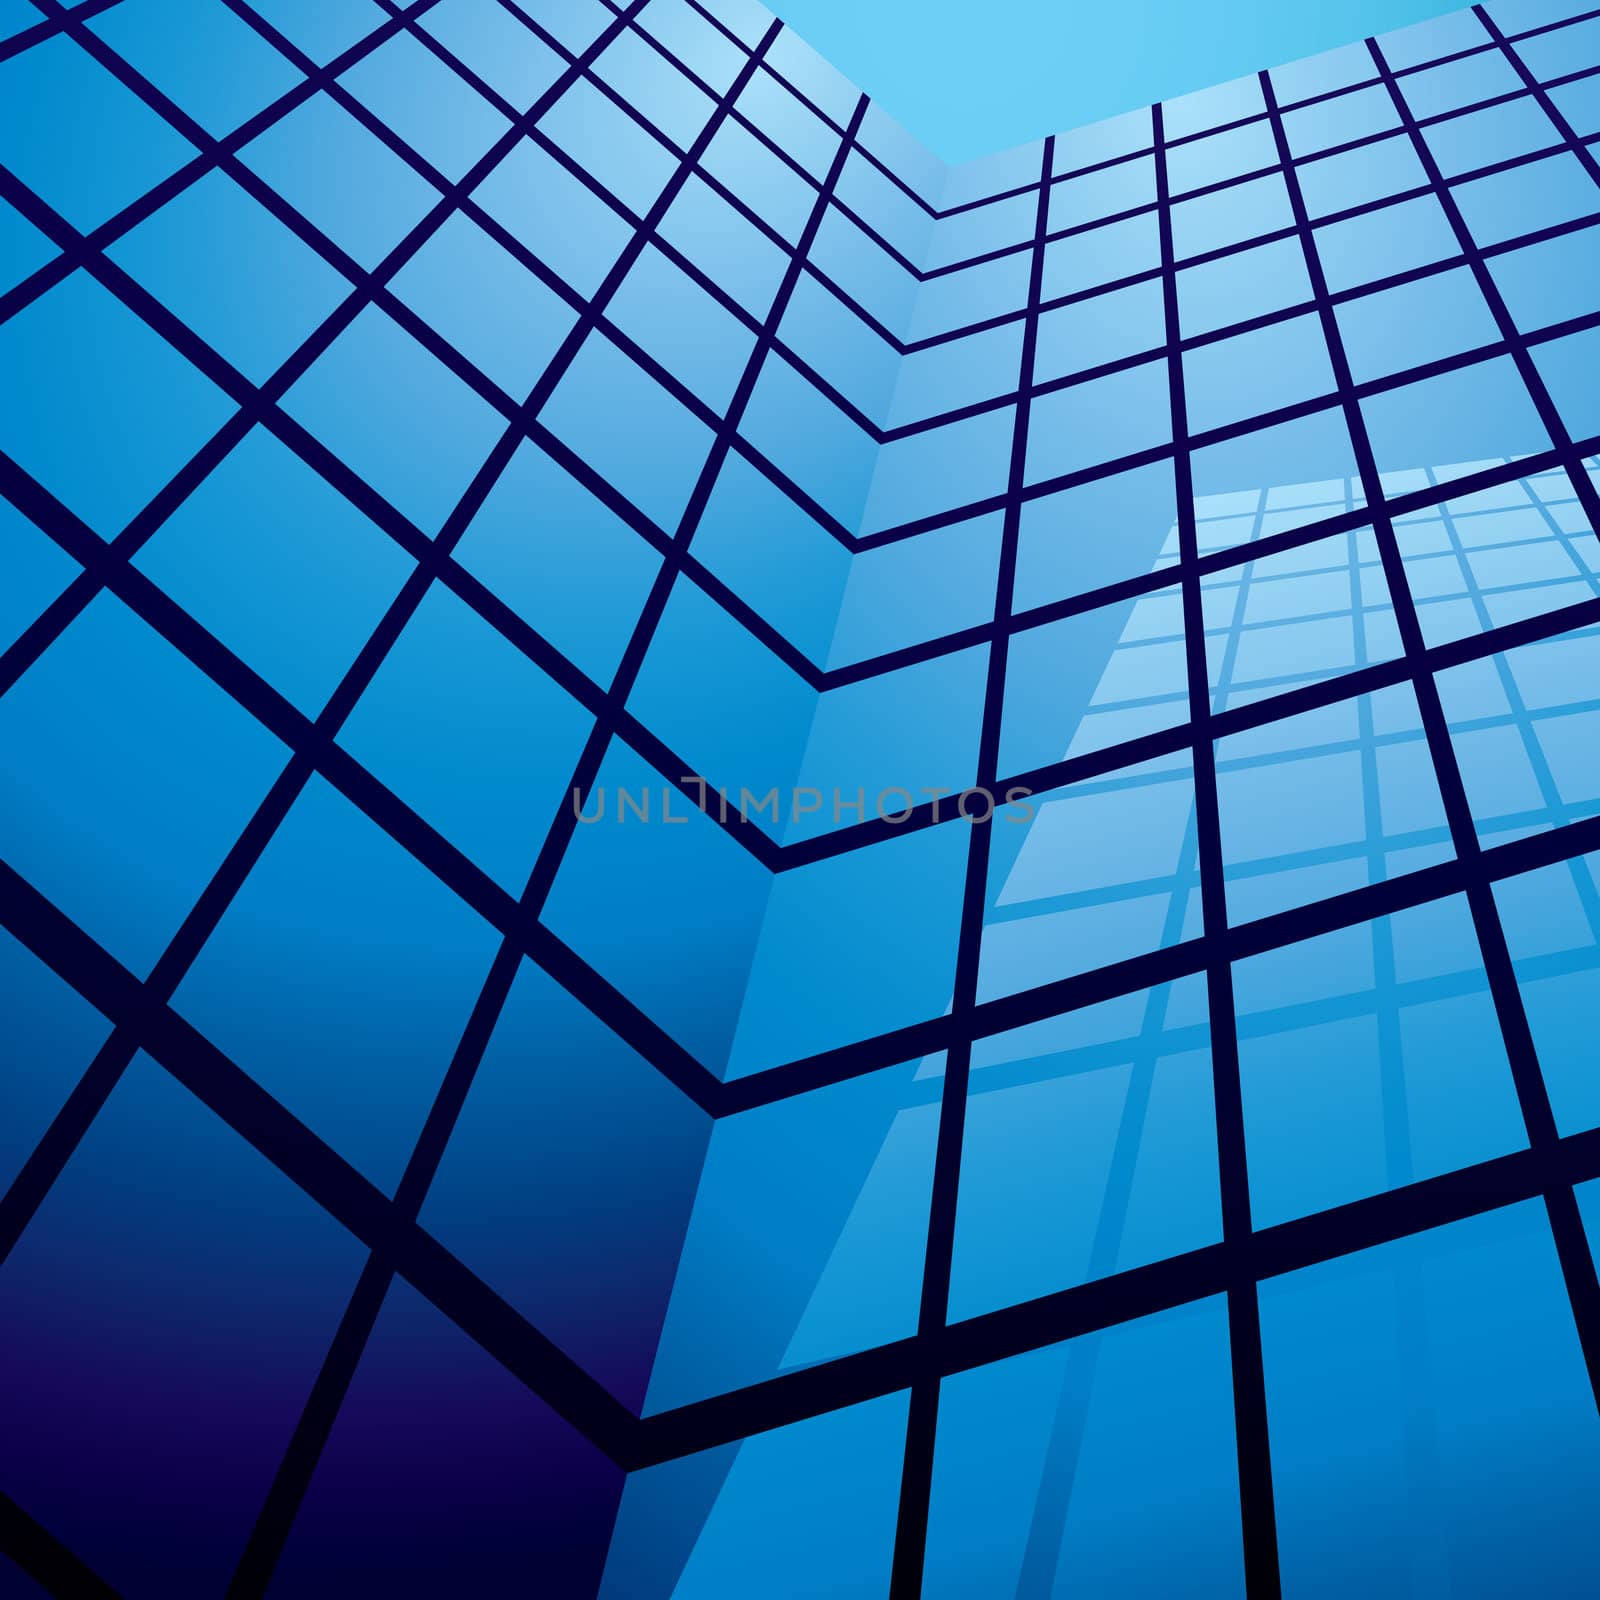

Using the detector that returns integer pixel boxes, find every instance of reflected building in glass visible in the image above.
[2,0,1600,1593]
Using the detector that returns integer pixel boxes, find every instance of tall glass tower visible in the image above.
[3,0,1600,1593]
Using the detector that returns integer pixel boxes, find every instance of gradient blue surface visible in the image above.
[2,0,1600,1594]
[769,0,1469,161]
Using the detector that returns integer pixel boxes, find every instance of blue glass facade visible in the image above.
[3,0,1600,1593]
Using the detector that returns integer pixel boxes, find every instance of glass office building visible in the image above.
[3,0,1600,1592]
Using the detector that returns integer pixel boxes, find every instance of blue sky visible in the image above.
[771,0,1462,162]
